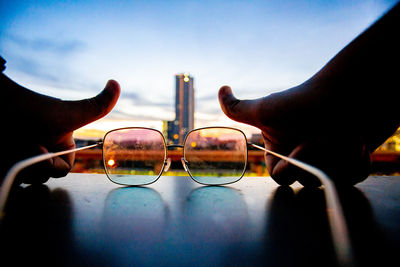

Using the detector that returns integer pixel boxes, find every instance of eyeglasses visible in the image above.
[0,126,353,266]
[102,126,251,186]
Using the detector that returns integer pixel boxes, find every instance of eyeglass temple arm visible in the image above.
[0,143,101,221]
[249,143,353,267]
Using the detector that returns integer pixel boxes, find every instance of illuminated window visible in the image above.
[183,73,190,82]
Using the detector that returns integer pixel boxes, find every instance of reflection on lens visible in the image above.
[184,128,247,185]
[103,128,166,186]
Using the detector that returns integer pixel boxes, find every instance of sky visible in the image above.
[0,0,398,137]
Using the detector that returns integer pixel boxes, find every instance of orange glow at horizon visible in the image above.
[195,128,244,139]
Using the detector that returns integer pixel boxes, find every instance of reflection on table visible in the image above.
[1,174,399,266]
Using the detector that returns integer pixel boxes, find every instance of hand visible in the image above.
[218,85,371,187]
[1,75,120,184]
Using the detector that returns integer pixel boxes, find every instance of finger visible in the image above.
[48,133,76,178]
[17,146,53,185]
[267,136,371,187]
[62,80,121,132]
[218,86,268,129]
[262,135,298,186]
[19,134,76,184]
[48,154,74,178]
[268,143,321,187]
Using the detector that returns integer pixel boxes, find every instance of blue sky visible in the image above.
[0,0,398,134]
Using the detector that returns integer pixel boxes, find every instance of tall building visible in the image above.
[167,73,195,144]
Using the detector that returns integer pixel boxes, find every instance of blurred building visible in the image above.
[166,73,195,144]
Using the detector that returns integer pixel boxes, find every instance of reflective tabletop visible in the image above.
[1,174,399,267]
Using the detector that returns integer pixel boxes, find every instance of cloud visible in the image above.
[121,91,140,100]
[121,90,173,108]
[108,96,175,122]
[1,34,95,94]
[11,56,60,82]
[108,109,163,121]
[7,34,86,55]
[197,93,217,102]
[4,53,102,96]
[109,107,174,122]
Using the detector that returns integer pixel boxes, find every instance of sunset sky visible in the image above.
[0,0,397,137]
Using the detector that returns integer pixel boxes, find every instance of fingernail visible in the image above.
[106,79,116,89]
[104,80,121,95]
[219,85,232,96]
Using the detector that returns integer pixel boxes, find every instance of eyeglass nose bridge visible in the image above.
[164,144,185,173]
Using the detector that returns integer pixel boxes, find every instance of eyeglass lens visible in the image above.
[184,128,247,185]
[103,128,166,186]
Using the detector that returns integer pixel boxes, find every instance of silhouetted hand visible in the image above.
[1,75,120,184]
[218,85,371,186]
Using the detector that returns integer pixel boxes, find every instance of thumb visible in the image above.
[218,85,266,128]
[63,80,121,131]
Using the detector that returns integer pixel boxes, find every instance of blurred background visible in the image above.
[1,0,399,176]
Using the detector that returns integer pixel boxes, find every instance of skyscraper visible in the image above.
[167,73,194,144]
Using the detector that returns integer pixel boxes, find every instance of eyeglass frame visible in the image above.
[102,126,251,186]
